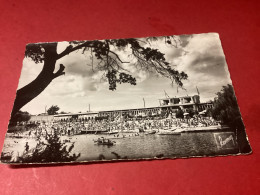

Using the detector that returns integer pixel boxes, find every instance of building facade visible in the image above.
[30,95,213,122]
[98,95,213,119]
[53,112,98,121]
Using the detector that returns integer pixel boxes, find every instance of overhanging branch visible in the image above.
[109,51,130,63]
[53,64,65,78]
[57,41,94,59]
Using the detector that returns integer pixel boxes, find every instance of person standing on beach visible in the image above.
[25,142,29,152]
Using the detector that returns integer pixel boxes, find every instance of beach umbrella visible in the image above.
[199,110,206,115]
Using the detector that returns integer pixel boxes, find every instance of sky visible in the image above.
[18,33,232,115]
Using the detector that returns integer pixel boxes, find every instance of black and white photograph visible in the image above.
[0,33,251,164]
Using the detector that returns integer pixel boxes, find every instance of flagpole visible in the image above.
[196,86,200,95]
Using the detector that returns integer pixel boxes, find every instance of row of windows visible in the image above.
[198,104,213,110]
[55,116,96,121]
[99,108,161,116]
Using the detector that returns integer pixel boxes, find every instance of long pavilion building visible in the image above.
[39,94,213,121]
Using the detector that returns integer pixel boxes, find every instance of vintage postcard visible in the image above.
[1,33,251,164]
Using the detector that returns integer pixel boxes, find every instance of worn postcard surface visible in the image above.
[1,33,251,164]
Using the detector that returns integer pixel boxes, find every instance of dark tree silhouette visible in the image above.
[47,105,60,115]
[12,37,188,118]
[60,111,67,114]
[211,84,251,153]
[211,84,241,124]
[19,131,80,163]
[11,111,31,123]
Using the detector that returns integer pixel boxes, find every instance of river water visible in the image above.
[2,131,239,162]
[68,131,239,161]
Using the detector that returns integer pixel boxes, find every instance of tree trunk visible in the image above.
[11,42,62,119]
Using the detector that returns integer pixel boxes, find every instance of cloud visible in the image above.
[57,50,97,78]
[19,33,233,114]
[82,79,98,92]
[168,33,232,101]
[179,34,193,47]
[18,58,43,89]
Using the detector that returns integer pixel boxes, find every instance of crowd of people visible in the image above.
[11,115,221,138]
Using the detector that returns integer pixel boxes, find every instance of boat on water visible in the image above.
[180,125,230,133]
[104,130,120,135]
[107,133,130,139]
[13,136,24,139]
[121,129,140,133]
[157,130,181,135]
[96,141,114,146]
[162,127,177,131]
[145,130,157,135]
[8,133,24,138]
[93,138,116,146]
